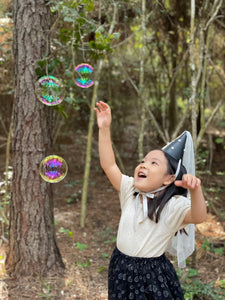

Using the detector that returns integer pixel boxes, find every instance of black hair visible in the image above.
[147,150,187,223]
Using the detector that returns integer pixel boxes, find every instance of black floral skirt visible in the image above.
[108,247,184,300]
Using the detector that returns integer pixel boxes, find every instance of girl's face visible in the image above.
[134,150,174,193]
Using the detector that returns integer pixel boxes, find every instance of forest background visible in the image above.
[0,0,225,299]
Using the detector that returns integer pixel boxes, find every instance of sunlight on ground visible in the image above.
[0,243,108,299]
[0,213,224,299]
[0,281,8,300]
[0,245,8,300]
[196,213,225,239]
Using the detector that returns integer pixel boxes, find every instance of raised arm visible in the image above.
[175,174,207,224]
[94,101,122,192]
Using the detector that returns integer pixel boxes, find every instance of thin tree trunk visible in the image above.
[80,3,117,227]
[189,0,198,269]
[195,0,223,149]
[168,21,178,136]
[80,60,103,228]
[197,100,223,147]
[6,0,64,277]
[190,0,198,152]
[189,0,204,152]
[138,0,146,161]
[199,31,209,132]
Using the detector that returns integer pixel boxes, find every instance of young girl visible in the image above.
[94,101,207,300]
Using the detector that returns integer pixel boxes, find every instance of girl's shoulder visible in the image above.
[163,195,191,230]
[170,194,190,201]
[119,174,135,209]
[172,194,189,201]
[121,174,134,186]
[166,195,191,213]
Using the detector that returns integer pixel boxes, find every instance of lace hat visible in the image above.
[162,131,195,268]
[162,131,195,177]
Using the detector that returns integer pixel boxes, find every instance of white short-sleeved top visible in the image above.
[116,174,191,258]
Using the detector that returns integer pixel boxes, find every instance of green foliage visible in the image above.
[196,149,209,170]
[216,171,225,176]
[58,227,73,237]
[2,0,225,137]
[75,241,90,267]
[89,30,113,53]
[201,238,225,256]
[75,242,88,250]
[98,266,105,273]
[35,57,62,78]
[101,252,109,258]
[183,279,225,300]
[65,186,82,204]
[64,180,83,187]
[52,105,68,119]
[103,236,117,244]
[187,268,199,278]
[39,277,51,300]
[178,268,225,299]
[66,197,73,204]
[77,257,91,268]
[97,227,117,244]
[48,0,114,58]
[219,280,225,289]
[215,138,223,145]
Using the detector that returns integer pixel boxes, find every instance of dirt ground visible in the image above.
[0,131,225,300]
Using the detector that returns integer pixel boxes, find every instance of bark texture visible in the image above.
[6,0,65,277]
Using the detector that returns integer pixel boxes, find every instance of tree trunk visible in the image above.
[80,59,103,228]
[138,0,146,161]
[190,0,198,152]
[6,0,64,277]
[168,33,178,136]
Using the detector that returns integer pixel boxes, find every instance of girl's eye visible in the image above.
[141,160,145,163]
[152,161,157,165]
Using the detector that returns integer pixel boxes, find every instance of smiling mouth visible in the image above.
[138,172,147,178]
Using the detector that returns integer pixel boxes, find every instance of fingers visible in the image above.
[94,107,99,114]
[175,174,201,190]
[174,180,182,187]
[95,101,109,112]
[183,174,200,189]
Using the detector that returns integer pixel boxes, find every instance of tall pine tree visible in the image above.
[6,0,64,277]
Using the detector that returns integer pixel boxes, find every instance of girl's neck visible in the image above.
[136,185,167,195]
[135,185,168,203]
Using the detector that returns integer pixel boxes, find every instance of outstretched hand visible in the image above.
[94,101,112,129]
[175,174,201,191]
